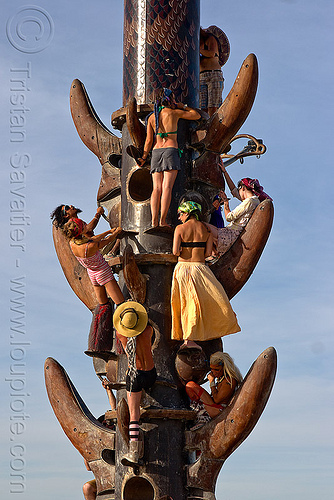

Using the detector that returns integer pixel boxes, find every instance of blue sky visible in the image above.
[1,1,333,499]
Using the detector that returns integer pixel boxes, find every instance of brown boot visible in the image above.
[121,439,143,466]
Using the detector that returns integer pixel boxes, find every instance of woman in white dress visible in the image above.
[206,164,272,257]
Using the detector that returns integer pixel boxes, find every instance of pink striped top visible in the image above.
[75,243,114,286]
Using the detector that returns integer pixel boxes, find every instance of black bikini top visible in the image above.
[180,241,207,248]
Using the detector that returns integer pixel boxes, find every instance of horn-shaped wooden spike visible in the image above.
[70,79,122,165]
[116,397,130,446]
[212,199,274,300]
[122,244,147,303]
[44,357,116,495]
[185,346,277,492]
[199,54,258,154]
[126,97,147,150]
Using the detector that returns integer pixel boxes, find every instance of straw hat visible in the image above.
[113,301,148,338]
[201,25,230,67]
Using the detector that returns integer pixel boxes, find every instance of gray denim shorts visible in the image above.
[150,147,181,174]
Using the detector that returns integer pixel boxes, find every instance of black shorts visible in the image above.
[126,367,157,393]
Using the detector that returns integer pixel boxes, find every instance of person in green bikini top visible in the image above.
[138,88,200,229]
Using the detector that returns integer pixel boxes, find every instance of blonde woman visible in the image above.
[186,351,243,429]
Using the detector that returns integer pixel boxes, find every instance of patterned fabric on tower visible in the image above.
[85,302,114,359]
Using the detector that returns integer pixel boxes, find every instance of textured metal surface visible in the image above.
[123,0,200,107]
[191,151,225,190]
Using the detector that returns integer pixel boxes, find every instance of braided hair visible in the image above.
[153,88,174,134]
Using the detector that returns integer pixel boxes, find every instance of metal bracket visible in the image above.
[221,134,266,167]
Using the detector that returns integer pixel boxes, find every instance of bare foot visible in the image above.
[205,256,219,264]
[179,340,202,350]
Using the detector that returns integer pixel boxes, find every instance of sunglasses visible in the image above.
[62,205,72,216]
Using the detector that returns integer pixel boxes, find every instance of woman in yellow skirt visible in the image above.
[171,201,240,347]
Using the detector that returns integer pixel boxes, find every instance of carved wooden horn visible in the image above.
[126,96,147,151]
[122,244,147,304]
[70,78,122,165]
[44,357,116,495]
[212,199,274,300]
[199,53,259,154]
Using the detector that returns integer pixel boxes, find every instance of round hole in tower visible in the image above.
[101,448,115,465]
[123,476,155,500]
[128,168,153,202]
